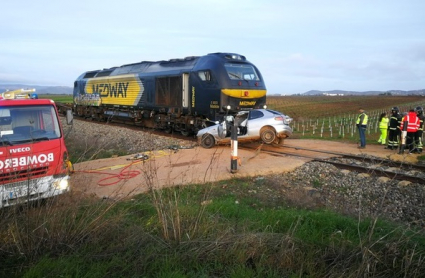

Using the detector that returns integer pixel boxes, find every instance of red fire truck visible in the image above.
[0,89,73,208]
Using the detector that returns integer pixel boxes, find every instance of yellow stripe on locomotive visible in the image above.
[221,89,266,107]
[82,74,144,106]
[221,89,266,98]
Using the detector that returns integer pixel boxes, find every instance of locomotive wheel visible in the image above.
[200,134,215,148]
[181,130,190,136]
[165,127,173,134]
[260,127,276,144]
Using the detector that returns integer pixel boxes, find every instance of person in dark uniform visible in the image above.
[413,106,424,154]
[386,107,402,150]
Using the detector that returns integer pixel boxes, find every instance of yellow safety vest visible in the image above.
[356,113,368,125]
[379,117,389,129]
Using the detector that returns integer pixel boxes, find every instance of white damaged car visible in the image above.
[197,109,292,148]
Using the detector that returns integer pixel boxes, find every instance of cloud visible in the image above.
[1,0,425,93]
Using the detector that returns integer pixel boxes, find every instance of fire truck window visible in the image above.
[13,126,33,136]
[0,109,11,118]
[12,110,35,128]
[3,106,62,142]
[0,109,12,126]
[0,117,12,126]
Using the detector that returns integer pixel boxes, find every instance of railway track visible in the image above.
[61,110,425,184]
[60,110,198,142]
[241,143,425,184]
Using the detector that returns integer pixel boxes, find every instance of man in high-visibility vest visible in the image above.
[356,108,368,149]
[399,109,420,154]
[413,106,424,154]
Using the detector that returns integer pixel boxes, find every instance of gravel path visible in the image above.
[64,118,425,228]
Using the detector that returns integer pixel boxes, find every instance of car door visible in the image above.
[246,110,265,137]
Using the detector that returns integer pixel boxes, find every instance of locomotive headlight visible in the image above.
[226,105,231,110]
[263,105,267,109]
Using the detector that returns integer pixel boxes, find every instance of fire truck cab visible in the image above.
[0,90,73,208]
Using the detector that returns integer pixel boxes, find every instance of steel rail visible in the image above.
[281,145,425,172]
[241,145,425,184]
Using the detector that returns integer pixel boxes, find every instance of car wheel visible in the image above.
[260,127,276,144]
[200,134,215,148]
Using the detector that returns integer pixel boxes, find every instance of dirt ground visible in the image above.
[71,139,420,199]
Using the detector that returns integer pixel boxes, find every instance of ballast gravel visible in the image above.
[270,161,425,228]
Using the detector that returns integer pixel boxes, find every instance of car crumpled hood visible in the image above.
[197,124,219,137]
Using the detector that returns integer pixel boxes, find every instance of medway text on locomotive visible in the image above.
[73,53,267,135]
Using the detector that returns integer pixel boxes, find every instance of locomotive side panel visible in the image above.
[74,74,144,107]
[85,74,144,106]
[155,75,183,110]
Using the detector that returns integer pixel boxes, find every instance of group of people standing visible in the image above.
[356,106,424,154]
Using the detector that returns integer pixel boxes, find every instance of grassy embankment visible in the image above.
[2,167,425,277]
[2,95,422,276]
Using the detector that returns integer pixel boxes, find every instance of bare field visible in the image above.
[267,95,425,121]
[267,95,425,141]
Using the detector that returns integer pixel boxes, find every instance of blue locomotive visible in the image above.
[73,52,267,135]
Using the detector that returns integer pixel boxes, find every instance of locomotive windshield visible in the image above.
[224,63,260,81]
[0,105,61,145]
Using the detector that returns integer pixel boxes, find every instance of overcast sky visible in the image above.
[1,0,424,95]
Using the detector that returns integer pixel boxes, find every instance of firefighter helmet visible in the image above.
[415,106,423,114]
[391,106,399,113]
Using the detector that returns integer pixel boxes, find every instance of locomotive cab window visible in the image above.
[224,63,260,81]
[198,70,212,82]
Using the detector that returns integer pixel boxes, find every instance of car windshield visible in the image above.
[0,105,61,145]
[224,63,260,81]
